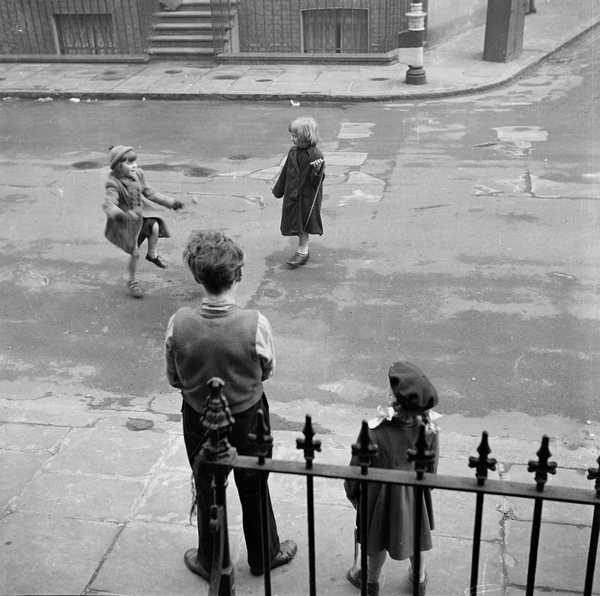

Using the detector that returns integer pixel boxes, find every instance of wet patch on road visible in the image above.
[270,412,332,434]
[497,212,539,224]
[0,192,29,205]
[142,163,217,178]
[72,160,104,170]
[86,396,135,410]
[94,69,128,81]
[126,418,154,431]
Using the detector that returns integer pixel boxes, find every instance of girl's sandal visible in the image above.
[128,280,144,299]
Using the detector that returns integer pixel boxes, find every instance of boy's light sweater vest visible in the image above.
[171,306,263,415]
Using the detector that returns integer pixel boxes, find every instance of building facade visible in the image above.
[0,0,487,60]
[0,0,156,56]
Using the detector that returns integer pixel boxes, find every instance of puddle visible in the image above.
[492,125,548,157]
[228,154,250,160]
[72,160,104,170]
[212,74,241,80]
[126,418,154,431]
[142,163,217,177]
[548,271,577,282]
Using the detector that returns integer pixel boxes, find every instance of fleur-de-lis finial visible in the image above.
[468,431,497,486]
[248,409,273,465]
[527,435,557,491]
[296,415,321,469]
[407,421,436,480]
[587,456,600,499]
[351,420,378,475]
[197,377,236,462]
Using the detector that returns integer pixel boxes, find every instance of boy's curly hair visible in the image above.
[183,230,244,294]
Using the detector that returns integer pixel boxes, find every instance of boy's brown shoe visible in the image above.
[250,539,297,575]
[183,548,210,581]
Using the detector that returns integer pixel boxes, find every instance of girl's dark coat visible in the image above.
[103,168,177,255]
[273,145,324,236]
[344,419,438,560]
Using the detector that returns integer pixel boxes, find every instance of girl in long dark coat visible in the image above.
[344,361,440,596]
[272,116,325,268]
[102,145,183,298]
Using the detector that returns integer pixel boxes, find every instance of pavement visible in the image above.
[0,0,599,102]
[2,0,600,595]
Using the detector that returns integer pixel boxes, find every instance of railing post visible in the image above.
[248,409,274,596]
[584,457,600,596]
[407,422,436,596]
[524,435,557,596]
[297,415,322,596]
[351,421,378,596]
[467,432,497,595]
[194,377,237,596]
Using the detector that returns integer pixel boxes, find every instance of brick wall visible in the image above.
[238,0,409,53]
[0,0,157,55]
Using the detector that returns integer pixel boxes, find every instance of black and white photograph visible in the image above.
[1,1,599,594]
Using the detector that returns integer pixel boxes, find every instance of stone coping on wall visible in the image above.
[215,50,399,65]
[0,54,150,63]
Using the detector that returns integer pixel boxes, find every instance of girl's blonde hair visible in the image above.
[289,116,319,148]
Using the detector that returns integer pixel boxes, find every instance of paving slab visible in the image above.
[16,470,146,522]
[0,451,50,511]
[503,520,600,593]
[90,521,206,596]
[0,512,119,595]
[45,416,174,477]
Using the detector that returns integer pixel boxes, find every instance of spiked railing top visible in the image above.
[527,435,557,492]
[587,455,600,499]
[248,408,273,465]
[296,415,321,469]
[468,431,497,486]
[351,420,378,475]
[197,377,236,463]
[407,422,436,480]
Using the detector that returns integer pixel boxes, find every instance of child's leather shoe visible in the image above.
[286,252,309,268]
[128,280,144,298]
[146,254,168,269]
[346,569,379,595]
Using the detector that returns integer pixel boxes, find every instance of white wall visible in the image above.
[426,0,487,47]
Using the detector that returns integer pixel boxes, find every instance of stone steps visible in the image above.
[147,0,236,61]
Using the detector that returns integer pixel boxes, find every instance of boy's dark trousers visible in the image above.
[182,395,281,572]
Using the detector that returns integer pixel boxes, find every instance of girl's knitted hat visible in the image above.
[108,145,133,169]
[388,361,439,413]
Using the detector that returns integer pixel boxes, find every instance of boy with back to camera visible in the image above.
[165,230,297,580]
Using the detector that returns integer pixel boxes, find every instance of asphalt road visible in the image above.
[1,30,598,437]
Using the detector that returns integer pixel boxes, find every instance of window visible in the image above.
[54,13,115,55]
[302,9,368,53]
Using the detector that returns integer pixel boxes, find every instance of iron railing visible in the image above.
[196,380,600,596]
[210,0,235,55]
